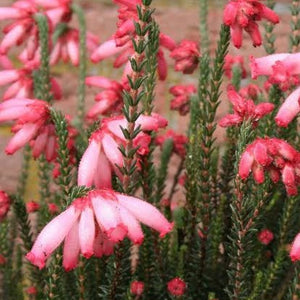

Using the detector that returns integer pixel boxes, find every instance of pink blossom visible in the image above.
[155,130,188,158]
[0,254,6,265]
[50,28,99,66]
[239,138,300,195]
[48,203,59,214]
[85,76,126,118]
[224,54,247,79]
[78,114,168,189]
[169,84,196,116]
[290,233,300,262]
[0,191,11,221]
[223,0,279,48]
[25,286,37,295]
[167,277,186,296]
[275,86,300,127]
[239,84,261,100]
[219,85,274,127]
[170,40,200,74]
[258,229,274,245]
[0,64,62,100]
[26,201,40,213]
[130,281,144,296]
[26,189,173,270]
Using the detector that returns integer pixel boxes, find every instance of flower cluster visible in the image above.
[167,277,186,296]
[223,0,279,48]
[26,189,173,270]
[219,85,274,127]
[169,84,196,116]
[78,113,168,188]
[239,138,300,195]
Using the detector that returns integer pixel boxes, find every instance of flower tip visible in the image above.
[159,221,174,238]
[25,252,45,270]
[275,117,288,128]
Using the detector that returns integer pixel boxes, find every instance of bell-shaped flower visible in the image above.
[78,114,168,189]
[170,40,200,74]
[85,76,126,118]
[169,84,196,116]
[219,85,274,127]
[239,138,300,195]
[26,189,173,270]
[223,0,279,48]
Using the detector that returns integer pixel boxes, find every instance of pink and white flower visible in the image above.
[26,189,173,270]
[78,114,168,189]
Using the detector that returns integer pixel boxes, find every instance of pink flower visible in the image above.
[48,203,59,214]
[130,281,144,296]
[0,191,11,221]
[0,254,6,265]
[85,76,126,118]
[258,229,274,245]
[219,85,274,127]
[25,286,37,295]
[250,53,300,91]
[290,233,300,262]
[78,114,168,189]
[155,130,188,158]
[169,84,196,116]
[239,84,261,100]
[223,0,279,48]
[239,138,300,195]
[170,40,200,74]
[26,201,40,213]
[26,189,173,270]
[0,98,51,155]
[50,28,99,66]
[167,277,186,296]
[275,86,300,127]
[0,64,62,100]
[224,54,247,79]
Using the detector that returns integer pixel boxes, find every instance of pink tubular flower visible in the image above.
[50,28,99,66]
[0,64,62,100]
[78,113,168,189]
[0,191,11,221]
[219,85,274,127]
[130,281,144,296]
[0,98,51,155]
[239,84,261,100]
[169,84,196,116]
[239,138,300,195]
[170,40,200,74]
[167,277,186,296]
[290,233,300,262]
[85,76,126,118]
[224,54,247,79]
[48,203,59,214]
[275,86,300,128]
[26,189,173,270]
[258,229,274,245]
[155,130,188,158]
[25,286,37,295]
[26,201,40,213]
[223,0,279,48]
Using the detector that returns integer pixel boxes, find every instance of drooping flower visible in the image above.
[219,85,274,127]
[224,54,247,79]
[167,277,186,296]
[130,281,144,296]
[26,189,173,270]
[26,201,40,213]
[78,114,168,189]
[250,53,300,91]
[155,130,188,158]
[275,86,300,128]
[0,191,11,221]
[258,229,274,245]
[170,40,200,74]
[169,84,196,116]
[223,0,279,48]
[50,28,99,66]
[239,138,300,195]
[85,76,127,118]
[290,233,300,262]
[0,63,62,100]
